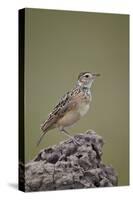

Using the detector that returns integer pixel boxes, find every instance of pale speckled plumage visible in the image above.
[37,72,100,146]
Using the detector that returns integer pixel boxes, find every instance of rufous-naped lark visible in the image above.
[37,72,100,146]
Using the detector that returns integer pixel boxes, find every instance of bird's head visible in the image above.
[77,72,100,89]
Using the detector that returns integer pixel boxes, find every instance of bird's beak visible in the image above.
[92,73,100,77]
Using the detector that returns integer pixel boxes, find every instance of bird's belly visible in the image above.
[78,102,90,117]
[57,111,80,128]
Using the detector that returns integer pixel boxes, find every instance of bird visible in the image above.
[37,72,100,146]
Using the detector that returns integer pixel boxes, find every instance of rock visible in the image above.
[19,130,118,192]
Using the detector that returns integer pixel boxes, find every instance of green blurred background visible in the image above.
[24,8,129,186]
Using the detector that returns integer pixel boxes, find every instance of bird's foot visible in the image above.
[60,128,81,145]
[85,129,96,134]
[72,138,81,145]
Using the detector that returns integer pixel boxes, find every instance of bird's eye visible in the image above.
[85,75,89,78]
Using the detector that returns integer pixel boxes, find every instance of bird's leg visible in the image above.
[59,128,81,145]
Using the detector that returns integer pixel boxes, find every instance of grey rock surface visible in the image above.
[21,130,118,192]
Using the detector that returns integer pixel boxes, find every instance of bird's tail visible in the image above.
[36,130,47,147]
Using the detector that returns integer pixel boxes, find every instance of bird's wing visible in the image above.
[40,88,79,132]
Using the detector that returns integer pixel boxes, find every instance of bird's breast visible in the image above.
[78,102,90,117]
